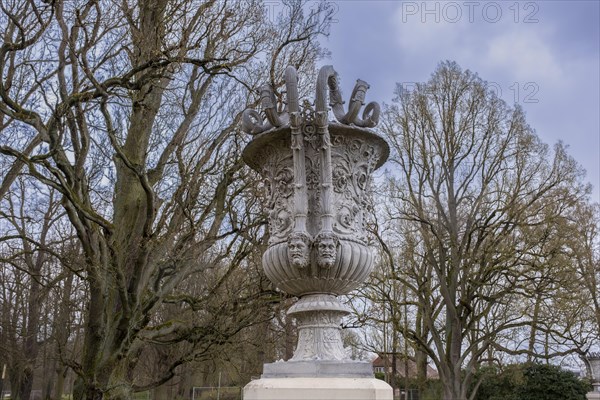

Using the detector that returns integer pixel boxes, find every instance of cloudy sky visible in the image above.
[316,0,599,202]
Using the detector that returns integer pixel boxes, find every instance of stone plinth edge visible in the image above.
[587,393,600,400]
[243,377,393,400]
[287,294,351,315]
[262,360,373,378]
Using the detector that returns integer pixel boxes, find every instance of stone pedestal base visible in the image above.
[243,377,393,400]
[286,294,351,361]
[262,360,373,378]
[587,392,600,400]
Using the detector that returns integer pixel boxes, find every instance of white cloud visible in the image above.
[388,2,571,95]
[392,3,469,56]
[484,29,565,83]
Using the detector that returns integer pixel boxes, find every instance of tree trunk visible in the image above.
[527,291,542,362]
[52,272,74,400]
[15,368,34,400]
[415,349,427,395]
[53,367,68,400]
[16,270,42,400]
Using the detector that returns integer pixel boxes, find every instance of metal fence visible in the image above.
[191,386,242,400]
[398,388,420,400]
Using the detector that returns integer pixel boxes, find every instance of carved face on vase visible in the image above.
[316,232,339,269]
[288,232,311,269]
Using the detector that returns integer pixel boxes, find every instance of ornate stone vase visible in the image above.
[242,65,388,373]
[587,353,600,392]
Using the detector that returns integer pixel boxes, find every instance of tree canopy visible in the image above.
[351,61,594,400]
[0,1,332,399]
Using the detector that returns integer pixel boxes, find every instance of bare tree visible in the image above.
[550,201,600,374]
[376,61,589,400]
[0,176,71,400]
[571,203,600,339]
[0,1,332,399]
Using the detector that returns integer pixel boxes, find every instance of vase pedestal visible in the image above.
[243,377,393,400]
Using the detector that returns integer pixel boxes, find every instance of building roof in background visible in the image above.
[372,355,439,379]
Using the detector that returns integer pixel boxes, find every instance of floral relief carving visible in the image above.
[274,167,294,198]
[255,132,383,248]
[269,205,293,242]
[326,135,382,240]
[332,165,350,193]
[303,122,320,152]
[253,147,295,244]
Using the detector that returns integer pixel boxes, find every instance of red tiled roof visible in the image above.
[372,355,439,379]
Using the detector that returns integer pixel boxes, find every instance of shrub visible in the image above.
[518,363,591,400]
[472,363,591,400]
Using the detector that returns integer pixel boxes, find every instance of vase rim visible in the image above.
[242,122,390,172]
